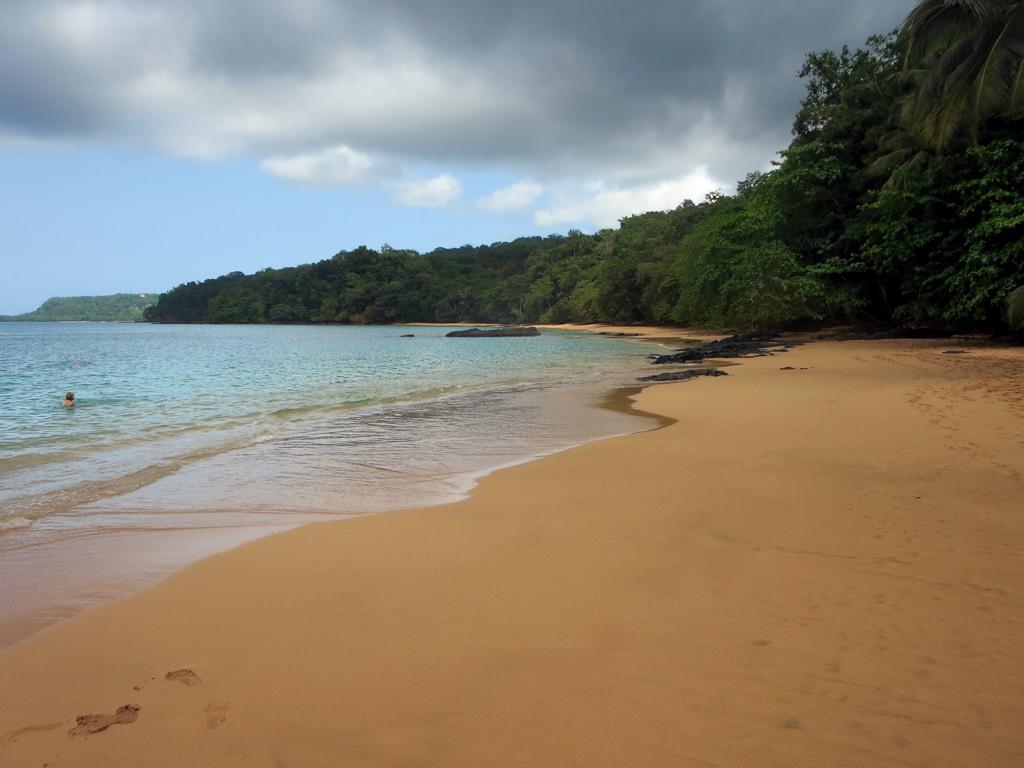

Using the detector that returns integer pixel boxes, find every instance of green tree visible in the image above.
[672,189,825,328]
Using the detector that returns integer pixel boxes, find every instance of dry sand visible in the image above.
[408,320,708,345]
[534,322,710,344]
[1,339,1022,767]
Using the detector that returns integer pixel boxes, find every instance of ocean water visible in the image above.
[0,322,657,644]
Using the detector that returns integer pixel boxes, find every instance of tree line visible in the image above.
[147,1,1024,332]
[3,294,157,322]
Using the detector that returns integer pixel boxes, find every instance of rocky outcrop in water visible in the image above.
[446,327,540,338]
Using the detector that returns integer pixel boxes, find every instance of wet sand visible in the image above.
[0,523,304,649]
[1,339,1022,767]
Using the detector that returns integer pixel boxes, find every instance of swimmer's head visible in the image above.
[65,391,74,401]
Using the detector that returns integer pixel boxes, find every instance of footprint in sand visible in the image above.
[0,722,63,745]
[165,669,202,686]
[204,702,228,730]
[67,705,139,738]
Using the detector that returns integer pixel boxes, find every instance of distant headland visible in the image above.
[0,293,158,322]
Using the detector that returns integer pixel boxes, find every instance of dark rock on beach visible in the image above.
[446,326,540,338]
[637,329,799,384]
[651,331,795,365]
[637,368,728,383]
[598,331,642,337]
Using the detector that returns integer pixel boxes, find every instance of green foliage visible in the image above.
[146,211,730,327]
[857,136,1024,326]
[953,139,1024,323]
[672,190,825,328]
[793,34,903,139]
[4,294,157,322]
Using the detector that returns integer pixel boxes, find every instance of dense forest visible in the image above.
[2,293,157,322]
[147,1,1024,332]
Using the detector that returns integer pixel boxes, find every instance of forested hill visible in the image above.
[148,9,1024,332]
[2,294,158,322]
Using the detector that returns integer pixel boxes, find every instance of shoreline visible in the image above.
[0,332,660,650]
[1,337,1022,766]
[0,325,684,650]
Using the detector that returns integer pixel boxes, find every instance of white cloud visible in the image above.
[475,179,544,212]
[0,1,913,208]
[534,169,723,229]
[393,173,463,208]
[260,145,380,186]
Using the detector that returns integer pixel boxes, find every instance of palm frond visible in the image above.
[901,0,1024,149]
[905,32,985,147]
[903,0,980,64]
[1007,284,1024,330]
[1011,48,1024,108]
[879,129,917,153]
[972,12,1024,130]
[960,0,1011,16]
[866,149,916,178]
[882,150,933,190]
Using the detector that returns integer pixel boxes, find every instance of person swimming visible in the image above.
[63,391,75,408]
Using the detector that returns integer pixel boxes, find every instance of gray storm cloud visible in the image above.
[0,0,914,215]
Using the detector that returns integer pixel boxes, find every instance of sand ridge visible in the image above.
[0,339,1021,767]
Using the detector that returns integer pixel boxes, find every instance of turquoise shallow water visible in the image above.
[0,322,656,644]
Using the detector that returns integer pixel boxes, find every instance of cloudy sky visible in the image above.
[0,0,913,313]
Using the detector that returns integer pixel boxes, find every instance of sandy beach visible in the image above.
[1,337,1022,767]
